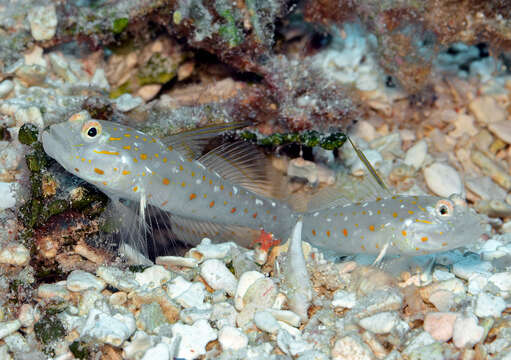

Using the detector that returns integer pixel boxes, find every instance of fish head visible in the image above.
[42,111,133,191]
[396,194,486,255]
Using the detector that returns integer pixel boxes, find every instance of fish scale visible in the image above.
[42,112,486,256]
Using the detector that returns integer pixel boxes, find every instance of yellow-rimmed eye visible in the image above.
[435,199,453,217]
[82,121,102,140]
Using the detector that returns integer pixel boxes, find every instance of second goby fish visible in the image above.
[42,111,297,252]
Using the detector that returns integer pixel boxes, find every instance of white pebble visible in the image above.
[14,106,44,129]
[27,5,57,41]
[488,272,511,293]
[156,255,198,268]
[37,283,71,301]
[0,80,13,98]
[123,331,154,359]
[351,150,382,177]
[432,269,455,282]
[96,266,138,292]
[234,271,265,310]
[404,139,427,169]
[90,69,110,92]
[218,326,248,351]
[467,274,489,295]
[200,259,237,296]
[190,238,236,260]
[0,320,21,339]
[254,311,280,334]
[452,313,484,349]
[135,265,172,289]
[331,290,357,309]
[452,258,492,280]
[66,270,106,292]
[4,332,28,353]
[167,276,207,309]
[423,312,457,342]
[114,93,144,112]
[265,309,301,327]
[489,120,511,144]
[358,311,400,334]
[474,292,506,318]
[331,334,373,360]
[141,343,173,360]
[0,244,29,266]
[423,162,463,197]
[211,302,237,329]
[0,182,17,210]
[18,304,38,328]
[79,308,136,347]
[172,320,217,359]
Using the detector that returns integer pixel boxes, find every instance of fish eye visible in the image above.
[82,121,102,140]
[435,199,453,217]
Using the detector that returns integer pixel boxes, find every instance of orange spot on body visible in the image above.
[402,230,407,236]
[162,178,170,185]
[362,210,367,215]
[312,229,316,236]
[190,193,197,200]
[122,170,130,175]
[343,228,348,237]
[161,201,168,206]
[74,168,79,172]
[133,186,138,192]
[124,134,131,137]
[326,230,331,237]
[163,158,167,163]
[408,210,414,215]
[209,201,215,208]
[231,207,236,213]
[94,168,104,175]
[251,230,281,252]
[102,181,108,186]
[252,212,258,219]
[140,154,148,160]
[369,225,375,231]
[179,165,184,171]
[392,212,398,218]
[168,145,173,151]
[421,237,428,242]
[181,182,186,187]
[154,153,159,158]
[109,137,121,141]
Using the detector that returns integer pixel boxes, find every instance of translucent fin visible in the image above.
[169,214,259,248]
[162,122,250,160]
[347,136,392,196]
[198,141,273,197]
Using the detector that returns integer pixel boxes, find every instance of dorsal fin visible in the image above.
[198,140,275,197]
[297,136,393,212]
[161,122,250,159]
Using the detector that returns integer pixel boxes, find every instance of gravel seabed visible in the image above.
[1,6,511,360]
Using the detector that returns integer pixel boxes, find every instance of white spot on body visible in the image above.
[197,162,206,170]
[233,186,238,195]
[404,219,413,227]
[196,179,202,185]
[214,185,220,192]
[326,218,332,222]
[362,202,368,207]
[344,216,348,221]
[313,212,319,217]
[178,155,185,162]
[368,210,373,216]
[400,204,405,208]
[255,199,263,206]
[271,201,276,207]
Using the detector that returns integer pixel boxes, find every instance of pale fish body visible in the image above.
[42,112,296,247]
[301,194,486,256]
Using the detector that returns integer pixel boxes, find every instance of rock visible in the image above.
[488,272,511,293]
[474,292,506,318]
[156,255,198,268]
[331,334,374,360]
[465,176,507,200]
[420,278,466,300]
[109,292,128,306]
[428,289,455,312]
[234,271,265,310]
[331,290,357,309]
[452,257,492,280]
[0,80,13,98]
[432,269,455,282]
[243,277,278,310]
[66,270,106,292]
[211,302,237,329]
[167,276,207,309]
[90,69,110,91]
[218,326,248,351]
[404,139,428,170]
[18,304,38,328]
[137,84,162,101]
[180,307,211,325]
[37,283,71,301]
[489,121,511,144]
[189,238,236,261]
[471,150,511,191]
[96,266,138,292]
[468,96,507,125]
[123,331,155,359]
[348,289,403,319]
[0,244,29,266]
[0,320,21,340]
[140,343,174,360]
[287,157,335,185]
[449,114,478,138]
[4,332,29,353]
[114,94,144,112]
[265,309,301,327]
[452,313,484,348]
[358,312,400,334]
[14,106,44,129]
[172,319,217,359]
[135,265,172,289]
[350,150,383,177]
[424,312,457,342]
[80,308,136,346]
[0,182,16,210]
[276,329,313,357]
[27,5,58,41]
[423,162,463,197]
[200,259,237,296]
[254,311,280,334]
[402,331,437,356]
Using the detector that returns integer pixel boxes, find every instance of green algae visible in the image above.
[69,341,91,360]
[113,18,129,34]
[19,123,40,146]
[34,315,66,345]
[241,130,347,150]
